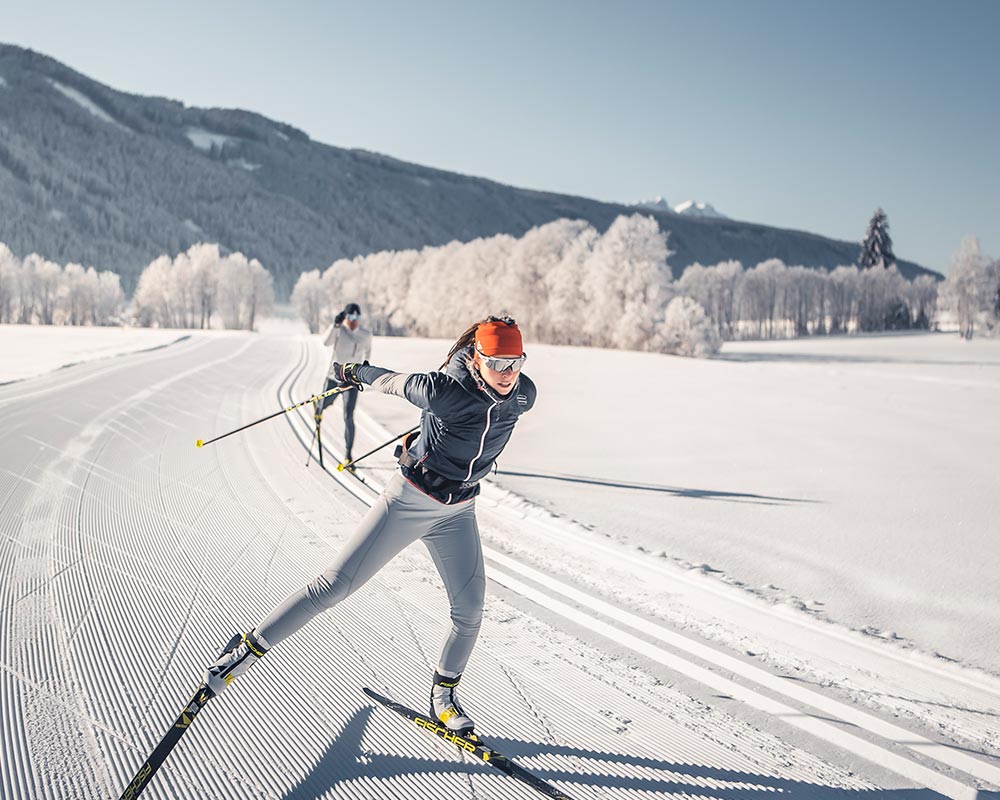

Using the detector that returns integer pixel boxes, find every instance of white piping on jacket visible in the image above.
[465,401,498,481]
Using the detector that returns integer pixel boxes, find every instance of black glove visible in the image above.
[332,361,367,391]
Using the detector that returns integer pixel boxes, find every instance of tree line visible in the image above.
[6,216,997,347]
[132,243,274,330]
[293,215,722,357]
[0,240,274,331]
[0,241,125,325]
[293,214,996,356]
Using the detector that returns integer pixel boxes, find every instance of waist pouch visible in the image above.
[397,444,479,504]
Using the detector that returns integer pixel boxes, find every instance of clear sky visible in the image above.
[3,0,998,273]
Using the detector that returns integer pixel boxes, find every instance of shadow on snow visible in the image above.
[279,707,944,800]
[495,470,819,507]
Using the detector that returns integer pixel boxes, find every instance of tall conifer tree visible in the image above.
[858,208,896,269]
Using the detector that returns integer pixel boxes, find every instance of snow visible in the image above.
[184,126,235,151]
[674,199,728,219]
[227,157,261,171]
[1,325,998,798]
[634,196,674,212]
[0,75,8,88]
[635,197,729,219]
[45,78,130,132]
[0,324,191,383]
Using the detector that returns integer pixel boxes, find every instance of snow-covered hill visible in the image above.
[1,326,997,799]
[0,43,938,295]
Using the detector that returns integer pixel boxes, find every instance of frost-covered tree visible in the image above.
[905,275,938,329]
[402,241,467,337]
[15,255,35,324]
[0,242,18,323]
[370,248,421,334]
[94,270,125,325]
[134,255,178,327]
[939,236,991,339]
[737,259,787,338]
[542,221,599,345]
[217,253,273,330]
[677,260,745,339]
[858,208,896,270]
[857,264,908,331]
[245,258,273,331]
[785,266,826,336]
[189,243,221,329]
[658,296,722,357]
[24,254,62,325]
[988,258,1000,327]
[581,214,674,351]
[0,244,124,326]
[453,235,516,334]
[676,264,712,322]
[826,265,860,334]
[497,220,583,342]
[134,244,271,330]
[291,269,325,333]
[61,263,97,325]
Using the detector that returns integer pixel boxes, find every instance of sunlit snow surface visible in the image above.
[0,324,194,383]
[1,323,998,799]
[184,126,236,151]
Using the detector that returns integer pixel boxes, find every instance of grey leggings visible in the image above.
[255,472,486,675]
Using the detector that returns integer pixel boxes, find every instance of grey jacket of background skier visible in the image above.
[324,323,372,378]
[354,346,536,484]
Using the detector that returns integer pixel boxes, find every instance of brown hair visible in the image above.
[440,315,516,370]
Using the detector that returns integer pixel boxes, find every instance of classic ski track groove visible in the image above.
[0,334,996,799]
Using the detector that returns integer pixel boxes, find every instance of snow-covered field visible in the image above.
[1,324,998,799]
[0,324,191,383]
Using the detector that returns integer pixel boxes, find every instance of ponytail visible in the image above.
[440,315,516,370]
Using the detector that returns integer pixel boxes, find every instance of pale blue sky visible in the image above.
[4,0,998,273]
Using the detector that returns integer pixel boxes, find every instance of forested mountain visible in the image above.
[0,44,939,297]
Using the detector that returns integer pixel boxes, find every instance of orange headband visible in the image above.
[475,320,523,356]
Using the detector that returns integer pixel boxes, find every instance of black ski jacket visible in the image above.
[354,346,536,485]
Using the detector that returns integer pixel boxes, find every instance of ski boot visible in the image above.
[430,670,475,734]
[203,630,269,696]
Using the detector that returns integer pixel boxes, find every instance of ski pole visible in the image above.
[337,425,419,472]
[196,385,356,449]
[316,415,325,469]
[305,407,321,467]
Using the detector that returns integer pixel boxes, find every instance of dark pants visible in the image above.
[319,377,358,458]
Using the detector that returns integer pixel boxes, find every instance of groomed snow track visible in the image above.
[1,333,998,799]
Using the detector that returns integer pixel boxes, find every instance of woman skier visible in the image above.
[203,315,535,733]
[318,302,372,465]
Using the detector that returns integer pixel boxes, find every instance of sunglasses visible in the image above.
[479,352,526,373]
[345,312,361,321]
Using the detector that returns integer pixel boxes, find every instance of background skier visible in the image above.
[318,302,372,465]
